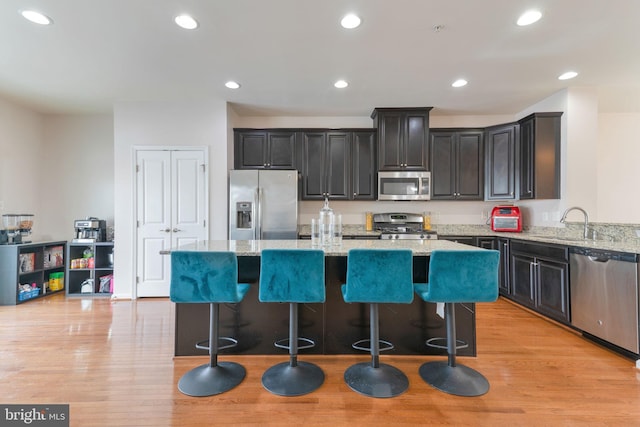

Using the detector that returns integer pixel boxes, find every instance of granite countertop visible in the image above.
[297,223,640,255]
[435,225,640,255]
[165,239,476,256]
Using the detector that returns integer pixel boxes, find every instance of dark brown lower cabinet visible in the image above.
[508,240,570,324]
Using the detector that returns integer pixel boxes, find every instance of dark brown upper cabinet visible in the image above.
[301,131,350,200]
[518,112,563,199]
[301,129,377,201]
[234,129,298,170]
[485,123,519,201]
[350,130,377,200]
[430,129,484,200]
[372,107,432,171]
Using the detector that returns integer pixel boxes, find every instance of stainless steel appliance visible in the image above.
[377,171,431,201]
[570,247,639,354]
[73,218,107,242]
[374,213,438,240]
[228,170,298,239]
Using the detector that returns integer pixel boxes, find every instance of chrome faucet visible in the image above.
[560,207,589,239]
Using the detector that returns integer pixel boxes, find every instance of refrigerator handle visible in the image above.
[255,188,262,239]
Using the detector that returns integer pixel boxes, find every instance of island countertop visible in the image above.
[163,238,478,256]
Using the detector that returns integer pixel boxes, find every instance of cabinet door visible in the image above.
[404,112,429,170]
[351,131,376,200]
[518,113,562,200]
[510,252,536,308]
[375,109,429,171]
[234,130,297,170]
[475,237,496,250]
[519,118,534,199]
[535,258,570,323]
[456,131,484,200]
[430,131,456,199]
[267,131,297,169]
[486,124,518,200]
[439,236,475,245]
[235,131,268,169]
[497,238,511,295]
[301,132,327,199]
[377,111,404,170]
[325,132,350,199]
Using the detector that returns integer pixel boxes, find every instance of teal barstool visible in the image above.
[170,251,250,397]
[342,249,415,398]
[259,249,326,396]
[414,249,499,397]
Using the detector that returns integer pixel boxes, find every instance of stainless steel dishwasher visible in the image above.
[570,247,639,354]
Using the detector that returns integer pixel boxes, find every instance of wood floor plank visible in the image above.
[1,294,639,426]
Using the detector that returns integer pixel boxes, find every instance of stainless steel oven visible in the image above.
[377,171,430,201]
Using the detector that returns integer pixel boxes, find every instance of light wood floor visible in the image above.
[1,294,639,426]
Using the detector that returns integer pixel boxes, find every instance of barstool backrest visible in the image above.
[259,249,325,303]
[344,249,414,304]
[170,251,243,303]
[424,249,500,303]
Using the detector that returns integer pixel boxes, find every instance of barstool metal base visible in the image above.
[344,362,409,398]
[178,362,246,397]
[262,361,325,396]
[419,360,489,397]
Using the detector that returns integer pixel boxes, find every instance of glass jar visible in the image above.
[365,212,374,231]
[423,211,431,231]
[319,196,334,246]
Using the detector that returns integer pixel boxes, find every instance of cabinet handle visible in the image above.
[529,262,535,278]
[172,228,182,233]
[160,228,171,233]
[353,192,357,196]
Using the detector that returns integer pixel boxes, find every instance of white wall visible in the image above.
[598,113,640,223]
[113,99,229,299]
[39,114,114,241]
[0,98,43,237]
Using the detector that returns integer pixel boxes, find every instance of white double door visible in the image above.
[135,149,208,297]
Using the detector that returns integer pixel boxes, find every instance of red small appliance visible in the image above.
[490,205,522,232]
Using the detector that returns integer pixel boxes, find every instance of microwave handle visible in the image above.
[420,176,430,196]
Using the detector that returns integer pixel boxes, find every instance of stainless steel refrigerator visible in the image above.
[228,170,298,239]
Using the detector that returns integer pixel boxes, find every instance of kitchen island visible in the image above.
[169,239,485,357]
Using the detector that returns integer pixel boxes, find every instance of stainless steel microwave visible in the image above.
[377,171,431,201]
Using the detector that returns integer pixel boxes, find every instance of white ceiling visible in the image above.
[1,0,639,117]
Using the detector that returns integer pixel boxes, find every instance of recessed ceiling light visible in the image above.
[341,14,361,29]
[558,71,578,80]
[517,10,542,26]
[175,14,198,30]
[452,79,468,88]
[20,10,52,25]
[225,81,240,89]
[334,80,349,89]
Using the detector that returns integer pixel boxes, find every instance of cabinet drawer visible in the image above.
[510,240,568,262]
